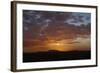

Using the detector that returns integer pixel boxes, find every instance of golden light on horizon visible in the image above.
[46,40,72,51]
[23,37,90,53]
[54,43,61,46]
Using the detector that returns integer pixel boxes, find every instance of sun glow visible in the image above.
[54,43,61,46]
[46,40,72,51]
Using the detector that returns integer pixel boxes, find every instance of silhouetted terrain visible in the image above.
[23,50,91,62]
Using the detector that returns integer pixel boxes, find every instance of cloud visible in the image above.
[66,13,91,26]
[23,10,91,52]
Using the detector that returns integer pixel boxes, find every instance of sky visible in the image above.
[23,10,91,53]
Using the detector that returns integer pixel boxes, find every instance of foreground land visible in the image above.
[23,50,91,62]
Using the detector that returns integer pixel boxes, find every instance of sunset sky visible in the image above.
[23,10,91,53]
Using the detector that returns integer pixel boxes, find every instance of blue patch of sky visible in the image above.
[66,12,91,26]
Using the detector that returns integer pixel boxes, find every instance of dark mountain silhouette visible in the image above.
[23,50,91,62]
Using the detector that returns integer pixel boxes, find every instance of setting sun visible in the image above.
[46,40,71,51]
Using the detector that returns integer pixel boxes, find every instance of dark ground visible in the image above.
[23,50,91,62]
